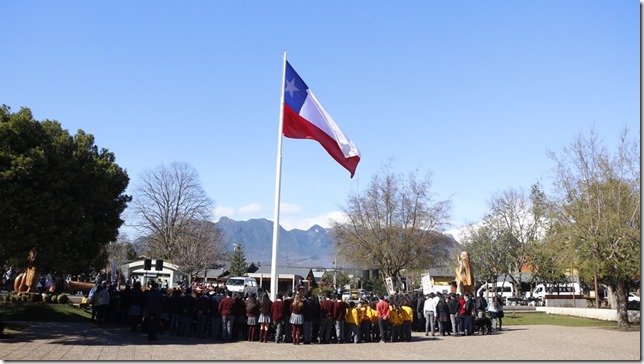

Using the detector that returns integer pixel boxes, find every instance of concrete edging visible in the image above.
[536,306,640,323]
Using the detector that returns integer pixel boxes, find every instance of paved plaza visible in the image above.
[0,321,640,361]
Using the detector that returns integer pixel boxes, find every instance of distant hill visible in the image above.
[214,217,336,268]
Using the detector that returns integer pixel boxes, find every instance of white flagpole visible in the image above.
[269,50,287,301]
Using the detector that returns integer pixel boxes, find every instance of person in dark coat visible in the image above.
[319,293,335,344]
[143,281,164,341]
[219,290,235,341]
[271,293,285,343]
[416,293,426,332]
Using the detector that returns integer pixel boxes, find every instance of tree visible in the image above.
[172,220,224,283]
[483,186,549,296]
[548,126,640,328]
[131,161,213,260]
[331,163,452,291]
[320,270,349,290]
[462,222,514,290]
[0,105,131,273]
[105,233,138,281]
[229,243,248,277]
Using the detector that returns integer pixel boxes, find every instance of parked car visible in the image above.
[627,292,640,310]
[225,276,260,296]
[477,282,515,304]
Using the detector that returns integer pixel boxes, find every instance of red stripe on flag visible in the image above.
[283,105,360,178]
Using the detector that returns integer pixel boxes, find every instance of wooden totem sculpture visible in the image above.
[13,247,39,293]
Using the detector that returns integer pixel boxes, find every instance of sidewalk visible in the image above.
[0,321,640,361]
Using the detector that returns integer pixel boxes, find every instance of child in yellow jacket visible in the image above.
[346,301,361,343]
[368,301,379,342]
[389,303,402,342]
[358,301,372,342]
[401,300,414,342]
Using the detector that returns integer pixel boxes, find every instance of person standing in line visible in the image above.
[319,293,335,344]
[233,292,246,341]
[245,293,259,341]
[282,291,294,343]
[423,293,437,336]
[289,294,304,345]
[400,299,414,342]
[416,292,426,333]
[301,292,314,344]
[218,290,235,342]
[181,288,196,337]
[487,293,498,332]
[494,294,504,331]
[209,287,224,341]
[388,302,402,342]
[476,291,487,319]
[143,281,163,341]
[258,292,273,343]
[271,293,285,343]
[376,295,390,343]
[436,293,450,336]
[447,293,462,336]
[333,293,348,343]
[358,300,372,342]
[461,293,474,336]
[128,281,144,332]
[369,300,380,342]
[94,284,110,324]
[168,289,183,336]
[195,291,211,338]
[458,293,466,335]
[346,300,360,343]
[309,293,322,344]
[120,284,131,326]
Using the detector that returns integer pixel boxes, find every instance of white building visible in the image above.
[120,259,185,289]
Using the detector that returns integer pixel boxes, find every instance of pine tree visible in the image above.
[229,243,248,276]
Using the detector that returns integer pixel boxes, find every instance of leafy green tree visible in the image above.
[320,270,350,290]
[0,105,131,273]
[462,222,514,289]
[229,243,248,277]
[548,126,640,328]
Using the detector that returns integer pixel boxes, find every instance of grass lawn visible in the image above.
[503,311,638,328]
[1,302,91,325]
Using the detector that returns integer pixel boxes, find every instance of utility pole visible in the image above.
[333,252,337,290]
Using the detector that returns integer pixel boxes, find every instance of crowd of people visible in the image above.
[85,278,505,343]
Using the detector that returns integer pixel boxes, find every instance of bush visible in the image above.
[58,294,69,304]
[50,294,59,304]
[3,294,11,302]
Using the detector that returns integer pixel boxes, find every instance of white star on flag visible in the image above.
[285,78,299,98]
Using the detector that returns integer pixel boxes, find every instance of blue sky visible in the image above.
[1,1,639,236]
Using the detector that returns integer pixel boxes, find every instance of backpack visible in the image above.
[477,296,487,310]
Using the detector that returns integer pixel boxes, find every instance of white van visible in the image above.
[532,283,582,300]
[476,282,515,303]
[226,276,259,295]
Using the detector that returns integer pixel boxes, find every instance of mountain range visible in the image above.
[214,217,462,269]
[214,217,336,268]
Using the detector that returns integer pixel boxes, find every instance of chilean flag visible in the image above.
[282,61,361,178]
